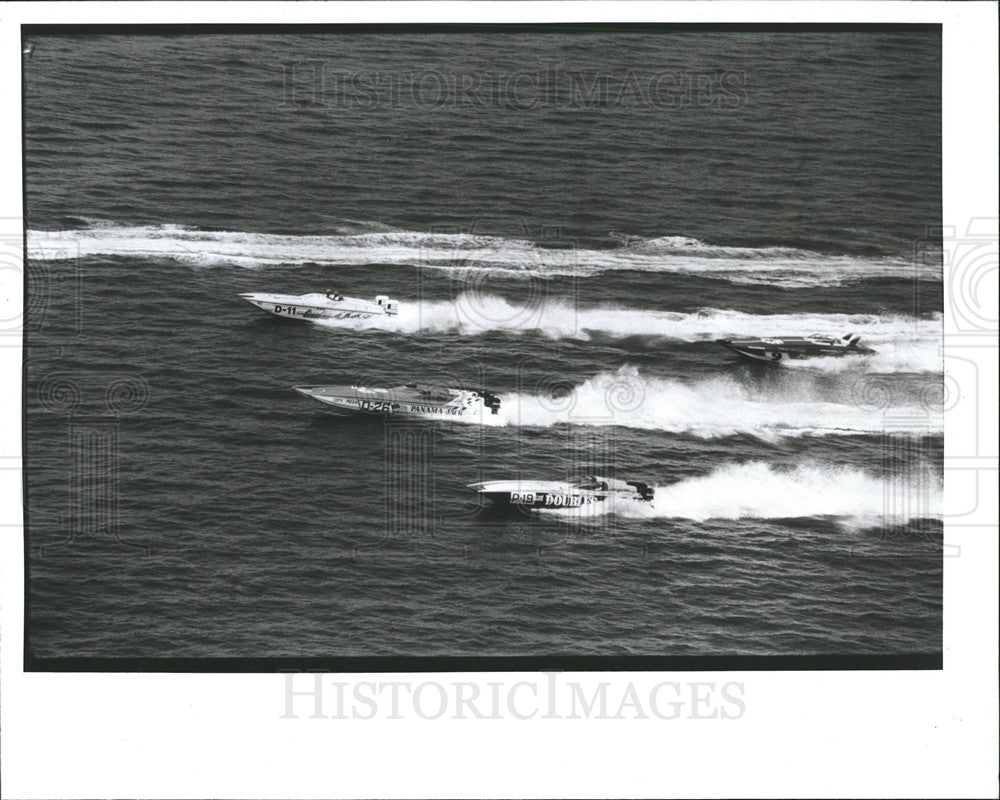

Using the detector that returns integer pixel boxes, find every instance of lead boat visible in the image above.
[469,475,655,511]
[295,383,503,423]
[239,290,399,321]
[717,332,876,362]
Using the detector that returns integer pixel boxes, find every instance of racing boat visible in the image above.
[295,383,503,422]
[469,475,655,511]
[717,332,876,362]
[239,290,399,321]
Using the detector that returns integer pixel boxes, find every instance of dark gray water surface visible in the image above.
[24,30,942,659]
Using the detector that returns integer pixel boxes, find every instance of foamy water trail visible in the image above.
[311,296,941,372]
[534,461,941,525]
[634,462,942,523]
[780,340,941,375]
[503,367,942,438]
[27,223,936,287]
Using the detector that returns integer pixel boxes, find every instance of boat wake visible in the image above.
[778,340,941,375]
[529,461,941,526]
[310,297,940,372]
[633,461,942,524]
[27,222,937,287]
[503,367,942,438]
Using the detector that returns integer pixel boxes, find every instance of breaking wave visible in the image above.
[27,222,938,287]
[503,367,943,438]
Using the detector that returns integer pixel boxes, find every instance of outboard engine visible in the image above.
[375,295,399,315]
[482,391,501,415]
[627,481,655,501]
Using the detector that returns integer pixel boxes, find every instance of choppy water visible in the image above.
[23,29,943,661]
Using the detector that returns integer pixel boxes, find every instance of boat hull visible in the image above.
[469,480,652,511]
[239,292,395,322]
[295,386,501,424]
[718,338,876,363]
[478,490,610,509]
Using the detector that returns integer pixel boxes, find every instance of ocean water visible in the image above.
[23,29,943,661]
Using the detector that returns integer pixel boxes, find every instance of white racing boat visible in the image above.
[469,475,655,511]
[295,383,503,423]
[239,290,399,321]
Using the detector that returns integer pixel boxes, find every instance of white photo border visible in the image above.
[2,2,997,798]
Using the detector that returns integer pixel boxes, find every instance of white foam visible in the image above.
[503,366,942,438]
[781,338,942,375]
[26,223,937,287]
[630,461,942,524]
[536,461,941,525]
[309,296,941,373]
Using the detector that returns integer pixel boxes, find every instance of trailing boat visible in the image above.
[717,332,876,362]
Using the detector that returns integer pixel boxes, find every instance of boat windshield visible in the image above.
[415,385,453,401]
[574,476,608,491]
